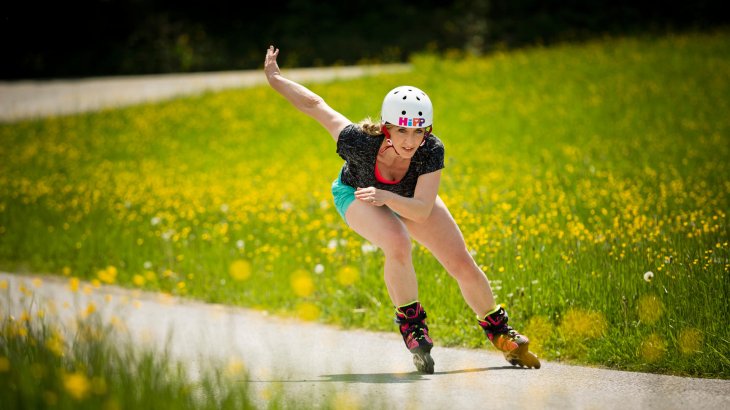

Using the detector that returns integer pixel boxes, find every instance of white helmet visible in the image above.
[380,85,433,129]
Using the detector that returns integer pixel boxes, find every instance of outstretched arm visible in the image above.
[264,45,351,142]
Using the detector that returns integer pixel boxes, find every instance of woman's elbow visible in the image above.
[411,207,433,224]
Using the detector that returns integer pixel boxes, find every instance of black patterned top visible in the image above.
[336,123,445,198]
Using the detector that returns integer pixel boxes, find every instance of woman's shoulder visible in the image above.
[336,123,381,158]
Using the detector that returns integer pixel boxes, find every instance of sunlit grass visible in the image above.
[1,29,728,378]
[0,301,256,409]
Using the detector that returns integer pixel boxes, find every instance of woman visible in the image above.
[264,45,540,373]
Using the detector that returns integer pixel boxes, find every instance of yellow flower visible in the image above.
[296,303,320,321]
[0,356,10,372]
[63,371,91,400]
[337,266,359,286]
[291,270,314,297]
[559,308,607,340]
[637,295,664,324]
[97,266,117,284]
[84,302,96,317]
[132,274,146,287]
[678,328,703,355]
[68,277,80,293]
[45,331,65,357]
[229,260,252,281]
[640,334,667,363]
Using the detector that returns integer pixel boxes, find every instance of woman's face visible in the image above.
[387,126,426,158]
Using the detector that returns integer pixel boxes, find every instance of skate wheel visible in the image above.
[505,344,541,369]
[413,352,435,374]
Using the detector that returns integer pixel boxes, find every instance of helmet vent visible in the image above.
[416,96,421,101]
[402,96,407,100]
[418,111,423,116]
[401,110,406,115]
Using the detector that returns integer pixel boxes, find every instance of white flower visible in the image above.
[327,239,338,250]
[361,242,378,253]
[151,216,161,226]
[220,204,229,213]
[644,271,654,282]
[314,264,325,274]
[236,240,245,250]
[143,261,152,270]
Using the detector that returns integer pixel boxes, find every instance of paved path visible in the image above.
[0,64,411,122]
[2,272,728,410]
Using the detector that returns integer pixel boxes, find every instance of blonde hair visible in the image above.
[357,117,384,136]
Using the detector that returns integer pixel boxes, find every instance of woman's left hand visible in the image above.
[355,186,388,206]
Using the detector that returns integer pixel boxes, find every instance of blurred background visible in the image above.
[2,0,728,80]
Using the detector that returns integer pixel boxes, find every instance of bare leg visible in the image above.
[345,200,418,306]
[403,196,496,317]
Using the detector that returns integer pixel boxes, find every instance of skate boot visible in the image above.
[395,301,435,374]
[478,306,541,369]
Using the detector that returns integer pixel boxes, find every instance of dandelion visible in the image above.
[46,331,65,357]
[638,295,664,324]
[68,277,80,293]
[291,270,315,297]
[678,328,704,355]
[97,266,117,284]
[337,266,359,286]
[63,371,91,400]
[151,216,161,226]
[640,334,667,363]
[296,302,320,321]
[643,271,654,282]
[236,239,245,250]
[226,358,246,377]
[560,308,608,340]
[229,259,252,281]
[132,274,146,287]
[314,264,325,274]
[84,302,96,317]
[143,261,153,270]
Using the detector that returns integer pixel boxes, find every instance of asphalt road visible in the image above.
[2,272,728,410]
[0,64,411,122]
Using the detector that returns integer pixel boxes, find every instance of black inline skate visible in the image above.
[395,301,435,374]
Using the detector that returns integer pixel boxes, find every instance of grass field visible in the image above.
[1,29,728,379]
[0,309,257,409]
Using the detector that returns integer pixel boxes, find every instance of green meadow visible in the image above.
[1,29,728,380]
[0,311,256,409]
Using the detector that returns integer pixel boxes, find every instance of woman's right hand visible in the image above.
[264,45,281,81]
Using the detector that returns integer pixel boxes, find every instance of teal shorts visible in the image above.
[331,170,356,225]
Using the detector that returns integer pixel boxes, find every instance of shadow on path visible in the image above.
[246,366,521,385]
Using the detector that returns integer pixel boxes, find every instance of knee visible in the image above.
[446,249,481,280]
[380,231,412,262]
